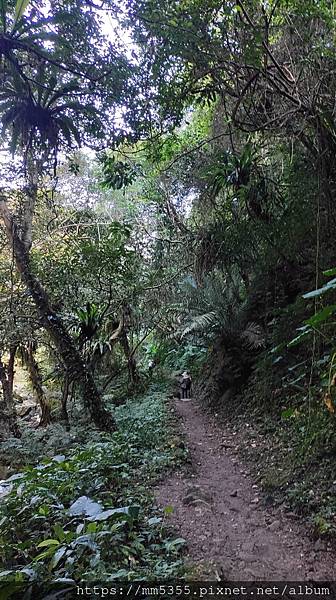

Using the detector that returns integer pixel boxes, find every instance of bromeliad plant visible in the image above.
[0,0,132,158]
[1,1,79,154]
[0,0,34,58]
[0,65,103,156]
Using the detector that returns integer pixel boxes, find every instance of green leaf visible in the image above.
[33,549,55,562]
[165,537,186,553]
[50,546,67,569]
[303,278,336,299]
[281,407,296,419]
[305,304,336,327]
[53,524,66,542]
[71,534,98,551]
[0,571,14,579]
[68,496,102,517]
[89,505,140,522]
[148,516,162,525]
[169,537,185,546]
[164,505,174,515]
[287,328,312,347]
[86,522,97,534]
[36,539,60,548]
[13,0,29,26]
[323,267,336,277]
[270,343,286,354]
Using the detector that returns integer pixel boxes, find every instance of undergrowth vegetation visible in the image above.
[0,388,186,598]
[215,344,336,540]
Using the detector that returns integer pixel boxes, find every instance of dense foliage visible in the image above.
[1,388,186,596]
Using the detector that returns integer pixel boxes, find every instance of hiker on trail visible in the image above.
[180,370,192,399]
[148,359,156,378]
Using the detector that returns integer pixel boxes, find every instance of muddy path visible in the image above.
[155,398,336,581]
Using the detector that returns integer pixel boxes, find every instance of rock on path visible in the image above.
[155,398,335,580]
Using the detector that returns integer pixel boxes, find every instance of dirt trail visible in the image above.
[155,398,336,580]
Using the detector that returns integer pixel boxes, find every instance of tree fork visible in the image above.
[0,199,116,432]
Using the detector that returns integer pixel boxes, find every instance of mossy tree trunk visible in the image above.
[0,199,116,432]
[120,331,140,387]
[23,344,51,426]
[0,351,21,439]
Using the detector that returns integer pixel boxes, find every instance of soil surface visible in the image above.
[155,398,336,580]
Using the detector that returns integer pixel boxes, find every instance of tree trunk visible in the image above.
[7,344,17,400]
[0,355,21,439]
[120,331,140,386]
[61,372,70,423]
[23,345,51,426]
[0,199,116,432]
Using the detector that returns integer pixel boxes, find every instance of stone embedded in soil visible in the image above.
[182,485,212,506]
[230,507,240,515]
[230,490,238,497]
[221,441,233,448]
[314,539,325,551]
[268,520,281,532]
[191,498,212,508]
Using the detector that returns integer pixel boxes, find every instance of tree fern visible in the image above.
[179,272,264,350]
[181,311,218,338]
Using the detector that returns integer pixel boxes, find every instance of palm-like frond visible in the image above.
[181,311,218,338]
[178,272,264,350]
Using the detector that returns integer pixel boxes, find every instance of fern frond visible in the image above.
[240,322,265,349]
[181,311,218,338]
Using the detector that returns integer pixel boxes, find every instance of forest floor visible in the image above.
[155,396,336,580]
